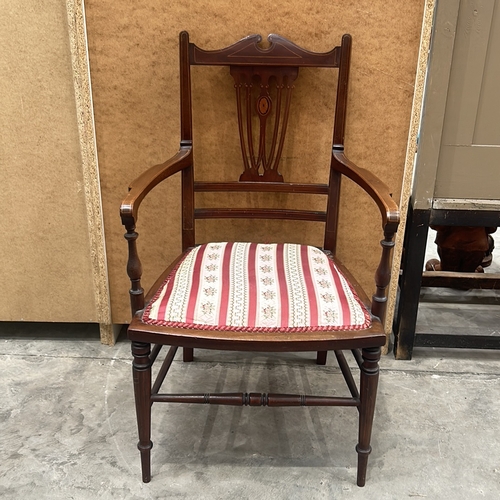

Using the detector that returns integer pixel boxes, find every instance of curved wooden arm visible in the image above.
[332,150,400,231]
[120,147,193,224]
[120,147,192,316]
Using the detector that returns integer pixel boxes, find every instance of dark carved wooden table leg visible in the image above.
[356,346,381,487]
[132,341,153,483]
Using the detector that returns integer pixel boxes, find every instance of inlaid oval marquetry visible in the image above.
[257,95,272,116]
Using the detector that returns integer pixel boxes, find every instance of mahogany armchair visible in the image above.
[121,31,399,487]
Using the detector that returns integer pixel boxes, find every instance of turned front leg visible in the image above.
[356,346,381,487]
[132,341,153,482]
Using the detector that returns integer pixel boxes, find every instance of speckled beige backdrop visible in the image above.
[1,0,98,323]
[85,1,425,323]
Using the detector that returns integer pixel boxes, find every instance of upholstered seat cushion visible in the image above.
[143,242,371,332]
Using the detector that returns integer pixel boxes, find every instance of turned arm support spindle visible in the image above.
[371,228,397,322]
[124,219,144,315]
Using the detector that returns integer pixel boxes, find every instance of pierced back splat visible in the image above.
[230,66,298,182]
[187,32,343,184]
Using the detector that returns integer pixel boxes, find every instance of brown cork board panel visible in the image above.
[85,0,425,323]
[0,1,97,322]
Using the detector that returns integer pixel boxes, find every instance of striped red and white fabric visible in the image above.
[142,242,371,332]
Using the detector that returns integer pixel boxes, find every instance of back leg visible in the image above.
[183,347,194,362]
[316,350,328,365]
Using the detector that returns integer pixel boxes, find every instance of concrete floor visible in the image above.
[1,322,500,499]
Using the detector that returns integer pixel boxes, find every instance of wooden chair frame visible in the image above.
[121,31,400,486]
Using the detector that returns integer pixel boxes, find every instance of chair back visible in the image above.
[178,32,352,253]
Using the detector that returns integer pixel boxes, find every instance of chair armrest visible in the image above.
[120,147,193,224]
[332,150,400,232]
